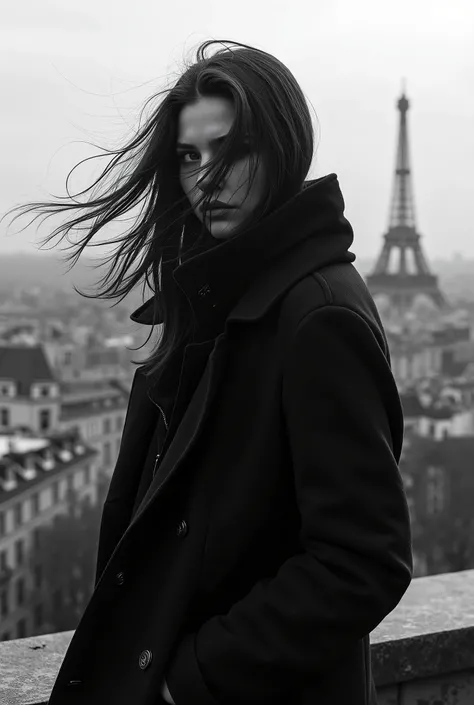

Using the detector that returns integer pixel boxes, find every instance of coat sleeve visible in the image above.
[164,305,413,705]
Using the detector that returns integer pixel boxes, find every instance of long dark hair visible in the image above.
[2,40,315,379]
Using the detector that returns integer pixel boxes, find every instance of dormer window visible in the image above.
[31,382,58,399]
[0,466,18,492]
[58,448,73,462]
[41,448,55,471]
[21,455,37,480]
[0,382,15,398]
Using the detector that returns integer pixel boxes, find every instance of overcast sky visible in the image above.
[1,0,473,262]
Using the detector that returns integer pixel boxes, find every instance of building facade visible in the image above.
[0,429,99,641]
[0,344,130,481]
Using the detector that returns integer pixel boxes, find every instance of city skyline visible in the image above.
[0,0,473,260]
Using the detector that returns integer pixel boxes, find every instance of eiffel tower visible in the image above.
[366,83,446,313]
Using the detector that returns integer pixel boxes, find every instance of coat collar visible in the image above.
[130,173,356,328]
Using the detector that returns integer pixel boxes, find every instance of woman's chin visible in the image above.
[207,221,237,240]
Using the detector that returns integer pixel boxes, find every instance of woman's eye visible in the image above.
[179,151,200,164]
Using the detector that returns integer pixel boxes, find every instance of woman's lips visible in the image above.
[205,207,234,217]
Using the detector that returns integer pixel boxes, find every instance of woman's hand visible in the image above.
[161,677,176,705]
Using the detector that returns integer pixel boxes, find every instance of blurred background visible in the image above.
[0,0,473,645]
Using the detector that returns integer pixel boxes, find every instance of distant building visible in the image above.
[400,388,474,439]
[387,322,474,386]
[0,428,98,641]
[440,340,474,378]
[400,434,474,577]
[0,345,60,434]
[388,329,443,386]
[59,379,129,478]
[0,344,129,481]
[43,337,134,388]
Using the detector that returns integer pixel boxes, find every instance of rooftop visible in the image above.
[0,429,97,503]
[0,345,56,396]
[0,436,49,459]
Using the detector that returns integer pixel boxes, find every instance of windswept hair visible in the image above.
[2,40,316,379]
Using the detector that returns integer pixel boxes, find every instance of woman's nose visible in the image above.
[196,159,222,194]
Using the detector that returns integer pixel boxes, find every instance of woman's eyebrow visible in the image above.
[176,135,229,150]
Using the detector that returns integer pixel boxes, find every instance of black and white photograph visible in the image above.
[0,1,473,703]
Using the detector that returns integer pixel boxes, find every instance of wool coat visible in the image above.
[47,174,413,705]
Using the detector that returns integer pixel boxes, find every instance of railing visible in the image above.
[1,569,474,705]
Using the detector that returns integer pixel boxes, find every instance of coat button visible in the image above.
[197,284,211,298]
[138,649,153,670]
[115,571,125,585]
[176,519,188,537]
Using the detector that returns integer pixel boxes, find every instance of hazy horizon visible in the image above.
[1,0,473,261]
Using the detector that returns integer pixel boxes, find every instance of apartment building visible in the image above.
[0,429,99,640]
[59,379,129,479]
[0,344,130,482]
[0,345,60,434]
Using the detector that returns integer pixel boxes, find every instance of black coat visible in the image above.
[48,175,412,705]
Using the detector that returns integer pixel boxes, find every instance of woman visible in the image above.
[5,40,412,705]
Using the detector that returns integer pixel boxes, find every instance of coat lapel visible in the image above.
[129,333,229,526]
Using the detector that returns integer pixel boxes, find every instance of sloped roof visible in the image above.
[0,345,56,396]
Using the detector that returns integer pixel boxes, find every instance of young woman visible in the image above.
[5,40,412,705]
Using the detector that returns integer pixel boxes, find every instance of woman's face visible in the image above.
[177,96,265,240]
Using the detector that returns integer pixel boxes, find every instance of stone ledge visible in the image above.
[0,630,73,705]
[370,568,474,686]
[1,569,473,704]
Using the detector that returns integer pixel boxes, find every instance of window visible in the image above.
[40,386,50,397]
[31,493,40,516]
[40,487,52,511]
[0,550,8,572]
[34,565,42,589]
[63,351,72,365]
[426,466,445,515]
[34,603,43,628]
[14,538,24,567]
[103,418,111,435]
[115,415,123,431]
[84,465,91,484]
[32,528,41,550]
[73,469,85,490]
[103,441,111,466]
[16,618,26,638]
[39,409,51,432]
[16,578,25,607]
[52,481,59,503]
[14,503,22,528]
[0,512,4,537]
[59,478,68,498]
[0,408,9,427]
[1,590,8,617]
